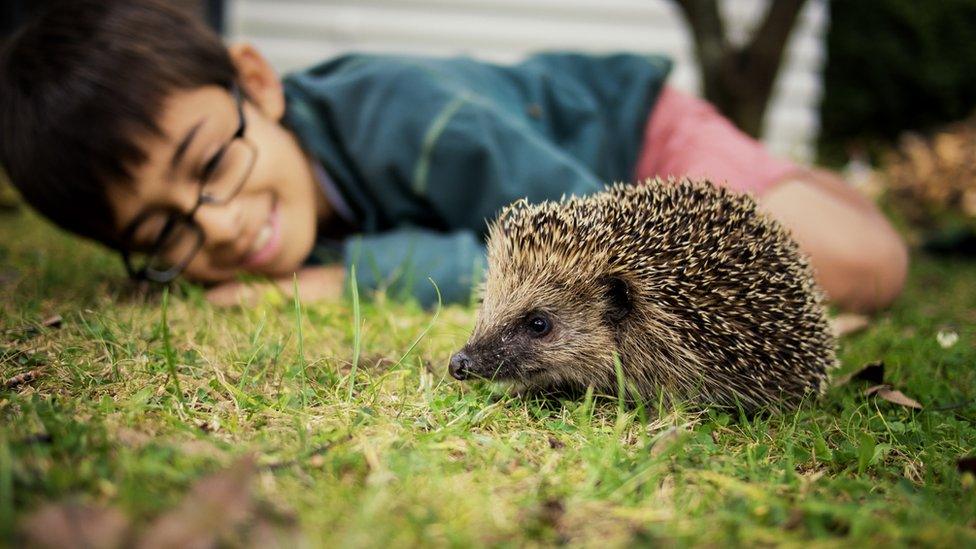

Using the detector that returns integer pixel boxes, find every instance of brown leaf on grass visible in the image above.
[830,313,870,337]
[114,428,153,448]
[22,502,130,549]
[783,507,805,531]
[4,369,40,390]
[649,426,686,457]
[245,506,303,549]
[864,384,923,410]
[22,457,301,549]
[138,455,257,549]
[958,456,976,474]
[833,361,885,387]
[41,314,63,329]
[538,498,565,529]
[5,314,62,342]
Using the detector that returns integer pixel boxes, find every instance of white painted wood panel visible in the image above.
[228,0,826,161]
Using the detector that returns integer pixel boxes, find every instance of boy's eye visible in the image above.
[199,149,224,182]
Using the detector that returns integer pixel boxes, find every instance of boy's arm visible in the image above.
[205,264,346,307]
[343,228,485,307]
[205,228,486,308]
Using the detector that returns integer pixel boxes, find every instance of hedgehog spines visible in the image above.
[465,177,837,410]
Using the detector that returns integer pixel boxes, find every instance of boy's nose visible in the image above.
[194,205,243,248]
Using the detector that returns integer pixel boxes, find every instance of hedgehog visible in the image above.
[449,178,837,411]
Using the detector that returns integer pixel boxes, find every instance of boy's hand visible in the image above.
[205,265,346,307]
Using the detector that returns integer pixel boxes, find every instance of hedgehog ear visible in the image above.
[601,275,633,325]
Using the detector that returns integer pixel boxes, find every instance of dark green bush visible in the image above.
[819,0,976,164]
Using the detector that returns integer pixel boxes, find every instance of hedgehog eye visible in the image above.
[526,315,552,337]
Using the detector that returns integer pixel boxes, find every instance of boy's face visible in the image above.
[108,47,324,284]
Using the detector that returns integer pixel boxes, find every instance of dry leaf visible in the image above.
[864,384,923,409]
[115,428,153,448]
[22,502,130,549]
[649,427,685,457]
[41,314,63,329]
[537,498,565,529]
[22,457,300,549]
[4,369,39,390]
[833,361,885,387]
[831,314,870,337]
[138,456,256,549]
[244,509,303,549]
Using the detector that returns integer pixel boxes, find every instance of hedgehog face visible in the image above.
[450,271,632,391]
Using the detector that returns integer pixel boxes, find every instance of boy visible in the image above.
[0,0,907,312]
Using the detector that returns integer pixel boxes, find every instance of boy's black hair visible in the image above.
[0,0,237,249]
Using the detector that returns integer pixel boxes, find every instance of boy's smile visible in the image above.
[108,46,329,284]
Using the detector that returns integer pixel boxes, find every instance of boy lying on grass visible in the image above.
[0,0,907,312]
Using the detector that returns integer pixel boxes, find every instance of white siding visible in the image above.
[228,0,826,162]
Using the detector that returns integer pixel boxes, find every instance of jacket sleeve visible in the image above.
[343,228,486,308]
[344,95,613,307]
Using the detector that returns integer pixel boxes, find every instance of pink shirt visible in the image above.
[635,86,802,196]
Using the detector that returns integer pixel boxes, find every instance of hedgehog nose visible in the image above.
[450,351,473,380]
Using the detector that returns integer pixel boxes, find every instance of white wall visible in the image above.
[228,0,827,162]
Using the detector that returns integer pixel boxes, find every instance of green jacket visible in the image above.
[282,52,671,307]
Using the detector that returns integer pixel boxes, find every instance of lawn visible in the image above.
[2,206,975,547]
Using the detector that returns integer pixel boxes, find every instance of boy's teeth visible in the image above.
[251,223,272,255]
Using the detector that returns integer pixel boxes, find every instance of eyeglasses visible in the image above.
[121,85,258,283]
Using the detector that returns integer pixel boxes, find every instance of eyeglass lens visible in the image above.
[140,139,256,276]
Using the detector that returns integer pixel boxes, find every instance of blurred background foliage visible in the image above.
[819,0,976,165]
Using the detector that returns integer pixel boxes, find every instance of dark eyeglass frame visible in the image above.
[121,84,257,283]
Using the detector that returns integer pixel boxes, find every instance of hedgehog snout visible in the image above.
[449,350,473,380]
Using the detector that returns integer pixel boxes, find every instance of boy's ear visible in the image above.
[228,43,285,121]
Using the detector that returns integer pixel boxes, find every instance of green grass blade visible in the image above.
[347,264,362,402]
[293,274,307,407]
[160,287,184,405]
[393,278,442,369]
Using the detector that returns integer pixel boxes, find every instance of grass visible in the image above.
[1,207,975,547]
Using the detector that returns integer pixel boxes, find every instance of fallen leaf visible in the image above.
[833,361,885,387]
[115,428,152,448]
[41,314,63,329]
[245,506,303,548]
[22,502,130,549]
[864,384,923,409]
[831,314,870,337]
[138,456,256,549]
[783,508,805,530]
[4,369,39,390]
[21,457,301,548]
[937,330,959,349]
[649,427,686,457]
[538,498,565,528]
